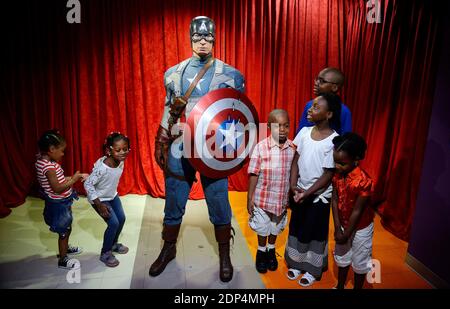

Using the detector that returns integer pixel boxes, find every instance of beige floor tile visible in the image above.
[1,194,266,289]
[144,269,186,289]
[101,275,132,289]
[57,277,103,289]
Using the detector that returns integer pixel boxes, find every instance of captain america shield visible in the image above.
[183,88,259,179]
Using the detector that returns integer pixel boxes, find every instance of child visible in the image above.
[35,130,88,269]
[84,132,130,267]
[331,132,374,289]
[285,92,341,287]
[247,109,296,273]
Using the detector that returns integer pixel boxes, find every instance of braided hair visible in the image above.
[103,132,130,155]
[332,132,367,160]
[37,129,65,152]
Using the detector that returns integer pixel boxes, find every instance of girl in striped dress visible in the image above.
[35,130,88,269]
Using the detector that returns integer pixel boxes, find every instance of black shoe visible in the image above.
[56,245,83,258]
[58,256,77,269]
[255,250,268,273]
[266,248,278,271]
[67,245,83,255]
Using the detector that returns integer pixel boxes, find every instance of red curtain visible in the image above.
[343,0,446,240]
[0,0,445,240]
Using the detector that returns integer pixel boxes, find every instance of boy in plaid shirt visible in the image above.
[247,109,296,273]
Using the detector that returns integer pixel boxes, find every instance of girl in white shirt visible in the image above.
[285,93,341,287]
[84,132,130,267]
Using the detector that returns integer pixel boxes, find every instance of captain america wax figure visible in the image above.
[151,16,245,282]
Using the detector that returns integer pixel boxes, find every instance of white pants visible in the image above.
[334,222,374,274]
[249,206,288,237]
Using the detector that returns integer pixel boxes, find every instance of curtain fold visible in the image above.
[343,0,445,240]
[0,0,445,240]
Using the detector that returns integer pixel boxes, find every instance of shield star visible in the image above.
[219,121,243,150]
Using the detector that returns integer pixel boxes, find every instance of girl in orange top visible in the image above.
[331,132,374,289]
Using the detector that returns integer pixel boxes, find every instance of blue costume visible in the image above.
[161,55,245,226]
[296,99,352,135]
[151,16,243,282]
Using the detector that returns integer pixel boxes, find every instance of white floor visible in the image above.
[0,194,264,289]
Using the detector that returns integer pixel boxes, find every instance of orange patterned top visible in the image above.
[332,166,374,230]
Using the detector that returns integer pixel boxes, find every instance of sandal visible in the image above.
[299,272,316,287]
[286,268,301,280]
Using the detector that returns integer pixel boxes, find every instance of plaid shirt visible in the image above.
[248,137,296,216]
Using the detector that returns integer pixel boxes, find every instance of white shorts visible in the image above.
[334,222,374,274]
[248,206,288,237]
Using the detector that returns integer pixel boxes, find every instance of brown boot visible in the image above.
[149,224,180,277]
[214,224,234,282]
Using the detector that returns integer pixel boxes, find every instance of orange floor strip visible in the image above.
[229,191,432,289]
